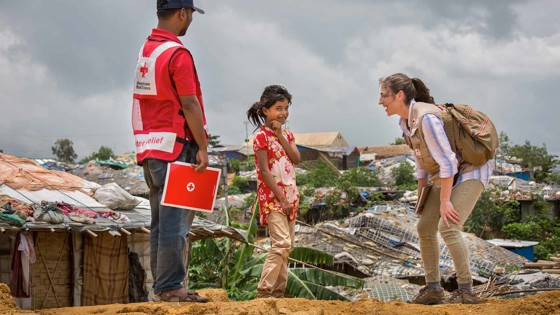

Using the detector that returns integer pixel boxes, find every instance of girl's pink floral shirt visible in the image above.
[253,126,300,225]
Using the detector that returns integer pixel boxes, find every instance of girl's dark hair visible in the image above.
[246,85,292,130]
[379,73,435,104]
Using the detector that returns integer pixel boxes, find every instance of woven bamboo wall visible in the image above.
[31,232,72,309]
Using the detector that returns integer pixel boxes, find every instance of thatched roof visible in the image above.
[357,144,412,159]
[293,132,349,148]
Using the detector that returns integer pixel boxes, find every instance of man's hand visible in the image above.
[193,149,209,173]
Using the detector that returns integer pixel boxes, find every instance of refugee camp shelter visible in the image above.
[297,145,360,170]
[209,144,251,161]
[487,239,539,262]
[518,198,560,221]
[357,144,413,163]
[294,131,350,149]
[0,153,246,310]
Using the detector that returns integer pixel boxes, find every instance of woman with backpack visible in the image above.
[378,73,494,305]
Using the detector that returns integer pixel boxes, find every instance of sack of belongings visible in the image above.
[94,182,141,210]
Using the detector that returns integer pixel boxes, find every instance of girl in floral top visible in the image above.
[246,85,300,298]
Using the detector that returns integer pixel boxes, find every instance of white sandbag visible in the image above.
[94,182,141,210]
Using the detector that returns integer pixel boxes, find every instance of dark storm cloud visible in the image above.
[0,0,559,159]
[0,1,153,97]
[420,0,527,39]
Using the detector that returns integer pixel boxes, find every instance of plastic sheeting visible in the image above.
[94,183,141,210]
[0,153,93,194]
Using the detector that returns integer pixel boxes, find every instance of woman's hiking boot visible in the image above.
[409,286,445,305]
[447,289,478,304]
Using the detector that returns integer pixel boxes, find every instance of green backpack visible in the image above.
[438,103,498,166]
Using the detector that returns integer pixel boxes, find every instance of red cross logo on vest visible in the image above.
[139,63,148,78]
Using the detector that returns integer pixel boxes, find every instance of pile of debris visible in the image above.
[71,163,150,197]
[489,175,560,201]
[477,270,560,299]
[289,204,545,301]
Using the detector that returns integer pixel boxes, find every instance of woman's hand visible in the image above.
[439,200,460,228]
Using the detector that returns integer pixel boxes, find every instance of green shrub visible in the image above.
[227,186,241,195]
[464,189,520,238]
[297,160,339,188]
[297,196,311,217]
[501,221,542,241]
[534,235,560,260]
[338,167,382,187]
[300,185,316,197]
[391,161,416,188]
[501,218,560,260]
[232,176,250,193]
[230,159,241,173]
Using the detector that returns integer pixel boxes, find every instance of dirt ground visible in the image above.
[2,284,560,315]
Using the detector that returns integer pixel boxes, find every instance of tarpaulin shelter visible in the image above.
[0,153,246,309]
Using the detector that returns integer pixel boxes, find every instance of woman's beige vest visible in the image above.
[403,102,446,181]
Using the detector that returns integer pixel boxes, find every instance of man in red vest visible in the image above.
[132,0,209,302]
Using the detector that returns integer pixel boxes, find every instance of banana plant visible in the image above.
[189,198,364,301]
[236,247,363,300]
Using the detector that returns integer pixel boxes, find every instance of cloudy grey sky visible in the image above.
[1,0,559,159]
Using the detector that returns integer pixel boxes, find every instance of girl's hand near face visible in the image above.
[280,197,293,216]
[268,120,283,137]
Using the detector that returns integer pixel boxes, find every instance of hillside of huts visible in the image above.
[1,131,560,309]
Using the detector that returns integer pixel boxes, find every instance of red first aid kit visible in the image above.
[161,161,221,212]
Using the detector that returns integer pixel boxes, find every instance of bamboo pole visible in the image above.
[490,288,560,297]
[220,229,233,236]
[119,228,132,236]
[85,229,98,238]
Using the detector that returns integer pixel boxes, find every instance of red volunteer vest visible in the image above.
[132,40,189,164]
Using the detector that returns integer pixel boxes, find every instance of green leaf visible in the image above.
[239,261,264,279]
[286,269,316,299]
[289,247,334,266]
[191,238,223,262]
[227,197,259,286]
[289,268,363,288]
[244,253,267,269]
[229,256,264,290]
[286,273,349,301]
[245,197,259,245]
